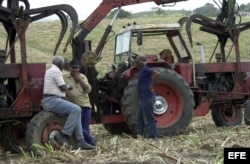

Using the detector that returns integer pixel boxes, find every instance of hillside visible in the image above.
[3,14,250,77]
[1,14,250,163]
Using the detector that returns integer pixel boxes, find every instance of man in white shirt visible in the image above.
[41,56,94,150]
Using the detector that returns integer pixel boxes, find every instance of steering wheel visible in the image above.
[131,52,139,59]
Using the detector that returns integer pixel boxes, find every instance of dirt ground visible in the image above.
[0,112,249,164]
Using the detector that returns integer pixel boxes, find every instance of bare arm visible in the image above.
[152,70,160,82]
[73,73,91,92]
[59,84,73,92]
[54,73,73,92]
[150,70,160,92]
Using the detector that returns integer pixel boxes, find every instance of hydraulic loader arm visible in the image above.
[72,0,187,59]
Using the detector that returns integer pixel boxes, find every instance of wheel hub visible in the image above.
[49,130,60,140]
[154,96,168,115]
[222,107,237,122]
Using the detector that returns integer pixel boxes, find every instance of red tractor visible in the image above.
[1,0,250,155]
[0,0,190,154]
[0,0,79,153]
[66,0,250,136]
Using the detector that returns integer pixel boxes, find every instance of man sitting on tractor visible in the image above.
[41,56,94,150]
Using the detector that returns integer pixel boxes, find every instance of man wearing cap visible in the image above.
[133,56,160,139]
[41,56,94,150]
[63,59,97,146]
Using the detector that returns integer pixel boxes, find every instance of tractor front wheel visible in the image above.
[26,111,75,156]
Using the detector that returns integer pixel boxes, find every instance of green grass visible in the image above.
[2,12,250,164]
[21,15,250,73]
[1,14,248,77]
[1,14,250,79]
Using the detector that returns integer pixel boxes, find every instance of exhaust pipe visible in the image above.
[196,42,205,63]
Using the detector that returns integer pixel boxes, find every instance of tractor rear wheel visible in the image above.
[122,68,194,136]
[26,111,75,156]
[211,105,243,126]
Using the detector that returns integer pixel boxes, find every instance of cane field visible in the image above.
[1,12,250,164]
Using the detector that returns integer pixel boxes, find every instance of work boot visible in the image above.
[56,132,70,148]
[90,138,97,147]
[85,137,97,146]
[76,139,95,150]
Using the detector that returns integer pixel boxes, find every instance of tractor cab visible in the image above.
[114,23,192,65]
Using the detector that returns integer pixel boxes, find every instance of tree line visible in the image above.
[107,2,250,19]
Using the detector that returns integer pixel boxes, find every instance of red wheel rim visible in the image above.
[221,106,238,123]
[41,122,63,144]
[153,81,183,128]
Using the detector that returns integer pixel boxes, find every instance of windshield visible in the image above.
[114,24,191,65]
[172,35,189,59]
[114,31,131,64]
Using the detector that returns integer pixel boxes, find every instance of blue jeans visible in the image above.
[81,107,95,145]
[136,96,158,138]
[41,96,83,140]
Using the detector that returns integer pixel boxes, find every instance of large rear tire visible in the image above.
[26,111,75,155]
[211,105,243,126]
[122,68,194,136]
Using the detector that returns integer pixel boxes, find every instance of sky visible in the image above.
[25,0,250,20]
